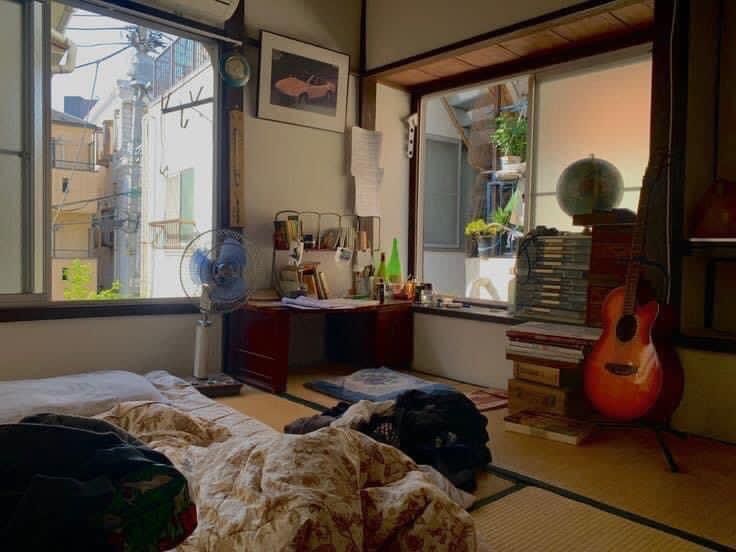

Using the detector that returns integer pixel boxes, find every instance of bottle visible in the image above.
[376,252,387,280]
[387,238,402,284]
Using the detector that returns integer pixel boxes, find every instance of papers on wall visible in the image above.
[349,127,384,217]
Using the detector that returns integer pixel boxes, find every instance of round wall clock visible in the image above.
[220,53,251,88]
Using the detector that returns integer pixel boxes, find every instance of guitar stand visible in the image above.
[597,421,687,473]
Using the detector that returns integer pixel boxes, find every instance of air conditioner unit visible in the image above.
[132,0,239,28]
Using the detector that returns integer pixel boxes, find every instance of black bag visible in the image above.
[362,389,492,491]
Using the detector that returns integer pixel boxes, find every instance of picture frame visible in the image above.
[257,31,350,133]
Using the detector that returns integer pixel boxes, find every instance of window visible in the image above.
[423,136,462,249]
[0,0,44,298]
[417,52,652,303]
[531,56,652,231]
[0,0,221,310]
[46,1,217,303]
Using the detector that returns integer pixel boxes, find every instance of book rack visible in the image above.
[271,210,382,296]
[272,210,381,253]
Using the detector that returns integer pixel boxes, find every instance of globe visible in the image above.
[556,155,624,216]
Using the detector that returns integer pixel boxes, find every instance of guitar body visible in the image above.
[584,287,664,421]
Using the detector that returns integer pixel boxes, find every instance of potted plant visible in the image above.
[491,114,527,170]
[464,219,504,259]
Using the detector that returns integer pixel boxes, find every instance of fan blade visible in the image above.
[209,275,247,305]
[216,237,246,271]
[190,248,215,286]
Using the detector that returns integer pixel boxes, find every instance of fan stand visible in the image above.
[194,287,213,380]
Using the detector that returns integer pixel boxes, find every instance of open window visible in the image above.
[49,1,217,301]
[0,0,235,313]
[417,51,652,304]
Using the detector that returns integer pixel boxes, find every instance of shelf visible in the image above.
[682,238,736,259]
[675,328,736,353]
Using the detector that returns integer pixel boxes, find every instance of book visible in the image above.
[506,353,581,370]
[572,209,636,226]
[507,378,587,417]
[513,361,582,388]
[506,342,584,361]
[504,411,594,445]
[317,271,330,299]
[507,321,601,344]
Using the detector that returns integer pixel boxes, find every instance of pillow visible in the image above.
[0,370,166,425]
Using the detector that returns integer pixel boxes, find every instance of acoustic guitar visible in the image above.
[584,163,684,422]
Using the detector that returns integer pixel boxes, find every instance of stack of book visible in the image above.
[515,233,592,325]
[504,321,601,444]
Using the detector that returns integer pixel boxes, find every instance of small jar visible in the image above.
[420,283,433,305]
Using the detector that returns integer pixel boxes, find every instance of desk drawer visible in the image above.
[229,309,287,357]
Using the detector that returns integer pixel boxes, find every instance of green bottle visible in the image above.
[387,238,402,284]
[375,252,387,280]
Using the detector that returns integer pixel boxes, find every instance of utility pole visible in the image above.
[110,26,163,297]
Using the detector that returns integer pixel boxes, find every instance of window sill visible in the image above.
[0,301,199,323]
[413,303,519,325]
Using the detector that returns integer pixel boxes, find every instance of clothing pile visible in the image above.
[285,389,492,491]
[0,413,197,551]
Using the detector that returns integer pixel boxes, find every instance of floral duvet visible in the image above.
[96,371,478,551]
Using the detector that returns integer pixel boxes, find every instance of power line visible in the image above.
[75,45,131,69]
[76,42,130,48]
[66,26,133,31]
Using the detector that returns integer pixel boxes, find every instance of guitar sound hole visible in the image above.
[616,314,638,342]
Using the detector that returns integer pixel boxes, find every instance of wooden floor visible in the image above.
[220,365,736,549]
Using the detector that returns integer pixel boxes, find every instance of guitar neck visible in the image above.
[623,162,657,315]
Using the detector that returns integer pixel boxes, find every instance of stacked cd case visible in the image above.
[514,234,592,324]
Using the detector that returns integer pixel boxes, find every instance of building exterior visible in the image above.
[50,110,109,300]
[85,34,214,299]
[140,39,214,298]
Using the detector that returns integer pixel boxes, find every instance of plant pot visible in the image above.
[500,155,522,170]
[477,235,504,259]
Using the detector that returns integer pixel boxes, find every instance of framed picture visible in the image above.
[258,31,350,133]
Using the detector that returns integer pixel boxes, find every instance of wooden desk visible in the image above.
[226,301,413,393]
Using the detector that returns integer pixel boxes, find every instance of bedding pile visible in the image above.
[95,372,479,551]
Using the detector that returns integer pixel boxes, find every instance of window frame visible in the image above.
[422,133,463,251]
[0,0,243,320]
[411,43,653,300]
[526,49,653,232]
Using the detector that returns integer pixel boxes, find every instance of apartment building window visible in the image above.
[1,0,222,310]
[417,53,651,303]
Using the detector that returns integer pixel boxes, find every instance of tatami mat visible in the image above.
[473,487,706,552]
[217,385,319,432]
[282,367,736,548]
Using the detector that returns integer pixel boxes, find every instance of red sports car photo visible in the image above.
[274,74,337,105]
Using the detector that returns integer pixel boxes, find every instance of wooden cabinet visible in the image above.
[227,302,414,393]
[374,304,413,368]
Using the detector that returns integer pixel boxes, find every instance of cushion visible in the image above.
[0,370,166,424]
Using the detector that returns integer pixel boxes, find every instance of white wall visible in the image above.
[0,314,221,381]
[246,0,361,71]
[241,49,358,295]
[375,84,411,273]
[366,0,583,70]
[414,313,514,389]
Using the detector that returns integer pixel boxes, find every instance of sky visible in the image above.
[51,7,175,114]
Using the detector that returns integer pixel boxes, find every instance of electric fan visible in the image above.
[180,229,255,379]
